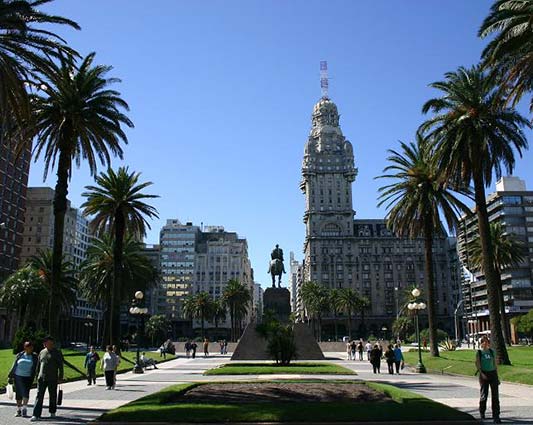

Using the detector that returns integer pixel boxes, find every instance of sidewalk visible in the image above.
[328,352,533,424]
[0,354,230,425]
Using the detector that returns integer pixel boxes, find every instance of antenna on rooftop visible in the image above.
[320,60,329,99]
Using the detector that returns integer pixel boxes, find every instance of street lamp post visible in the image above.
[84,315,93,351]
[408,288,427,373]
[129,291,148,374]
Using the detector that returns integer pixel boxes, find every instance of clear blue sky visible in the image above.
[29,1,533,288]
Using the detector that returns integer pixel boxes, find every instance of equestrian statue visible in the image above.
[268,244,286,288]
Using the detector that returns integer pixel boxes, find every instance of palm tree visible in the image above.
[222,279,251,341]
[0,0,79,128]
[479,0,533,116]
[329,288,341,341]
[300,281,330,341]
[420,66,530,364]
[79,235,158,345]
[82,167,158,346]
[469,222,525,345]
[18,52,133,339]
[377,136,472,357]
[145,314,170,347]
[356,295,371,336]
[29,249,77,329]
[0,265,46,328]
[183,292,215,338]
[212,298,227,334]
[335,287,359,339]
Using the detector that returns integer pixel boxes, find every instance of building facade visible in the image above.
[458,176,533,338]
[300,96,459,336]
[252,282,264,321]
[288,252,304,319]
[0,136,31,343]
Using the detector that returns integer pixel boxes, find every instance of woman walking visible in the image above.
[101,345,119,390]
[8,342,38,417]
[393,344,404,374]
[385,344,395,374]
[476,336,501,423]
[369,344,382,374]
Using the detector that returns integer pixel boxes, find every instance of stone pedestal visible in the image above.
[263,287,291,323]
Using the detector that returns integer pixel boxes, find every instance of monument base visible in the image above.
[263,287,291,323]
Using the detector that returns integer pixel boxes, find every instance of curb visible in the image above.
[95,421,480,425]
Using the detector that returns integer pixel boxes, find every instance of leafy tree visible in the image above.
[376,136,471,356]
[183,292,215,338]
[419,66,530,364]
[0,0,79,129]
[145,314,170,346]
[479,0,533,116]
[79,235,158,345]
[0,266,46,328]
[17,53,133,339]
[29,249,78,320]
[469,222,525,345]
[511,310,533,339]
[82,167,158,345]
[222,279,251,341]
[300,281,330,341]
[392,316,414,342]
[334,287,359,339]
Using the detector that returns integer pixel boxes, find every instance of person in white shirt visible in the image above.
[365,342,372,361]
[101,346,119,390]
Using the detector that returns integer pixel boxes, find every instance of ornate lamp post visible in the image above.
[84,315,93,351]
[407,288,427,373]
[129,291,148,374]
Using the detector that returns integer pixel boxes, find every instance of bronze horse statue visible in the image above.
[268,258,284,288]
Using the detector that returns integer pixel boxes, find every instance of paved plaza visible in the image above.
[0,351,532,424]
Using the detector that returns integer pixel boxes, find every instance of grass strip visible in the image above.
[204,362,355,375]
[99,380,473,423]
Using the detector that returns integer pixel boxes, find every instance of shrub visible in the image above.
[409,328,449,344]
[12,327,47,354]
[256,316,297,365]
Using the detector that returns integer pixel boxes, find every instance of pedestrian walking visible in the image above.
[112,345,121,387]
[8,341,38,418]
[346,341,351,360]
[365,341,372,361]
[159,343,166,359]
[369,344,381,374]
[203,338,209,357]
[393,343,404,374]
[31,336,64,422]
[350,340,356,361]
[84,346,99,385]
[357,340,364,361]
[191,341,197,359]
[476,336,501,423]
[219,340,224,354]
[185,340,191,358]
[223,339,228,355]
[422,336,427,350]
[385,344,395,374]
[101,345,120,390]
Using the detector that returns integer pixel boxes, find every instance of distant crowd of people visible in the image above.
[346,339,404,375]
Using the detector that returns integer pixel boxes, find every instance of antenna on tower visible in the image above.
[320,60,329,99]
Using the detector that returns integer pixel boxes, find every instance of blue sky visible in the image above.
[29,1,532,288]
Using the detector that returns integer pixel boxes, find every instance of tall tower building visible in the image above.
[300,96,357,288]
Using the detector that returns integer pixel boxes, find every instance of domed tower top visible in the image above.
[310,96,341,136]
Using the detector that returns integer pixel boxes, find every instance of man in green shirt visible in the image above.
[475,336,500,423]
[31,336,64,422]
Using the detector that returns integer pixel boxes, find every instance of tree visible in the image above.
[0,266,46,328]
[29,249,78,327]
[392,316,414,342]
[300,281,330,341]
[0,0,79,128]
[79,235,158,345]
[212,298,227,334]
[334,287,359,339]
[377,136,471,357]
[18,52,133,339]
[356,295,371,336]
[82,167,158,345]
[469,222,525,345]
[222,279,251,341]
[183,292,215,338]
[145,315,170,346]
[420,66,530,364]
[511,310,533,340]
[479,0,533,116]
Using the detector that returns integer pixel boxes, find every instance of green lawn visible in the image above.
[99,381,474,423]
[204,362,355,376]
[403,346,533,385]
[0,348,171,391]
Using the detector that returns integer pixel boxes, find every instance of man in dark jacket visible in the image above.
[31,336,64,422]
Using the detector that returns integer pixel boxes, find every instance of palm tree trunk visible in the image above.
[333,311,338,341]
[423,219,439,357]
[472,172,510,364]
[347,310,352,340]
[495,272,511,345]
[51,149,70,339]
[111,211,125,346]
